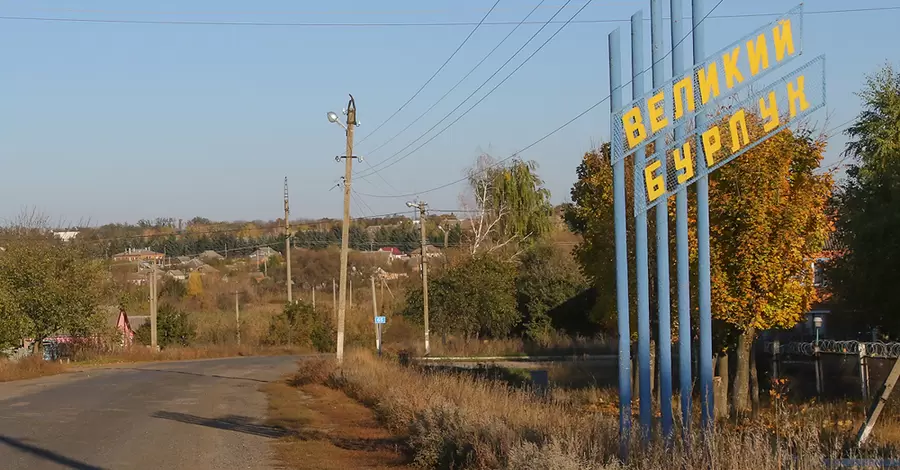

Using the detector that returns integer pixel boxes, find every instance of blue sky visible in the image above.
[0,0,896,225]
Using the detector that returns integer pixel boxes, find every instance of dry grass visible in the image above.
[0,355,67,382]
[296,349,895,470]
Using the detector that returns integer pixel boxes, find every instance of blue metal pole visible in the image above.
[608,27,632,454]
[670,0,692,437]
[631,10,652,439]
[650,0,673,440]
[692,0,715,431]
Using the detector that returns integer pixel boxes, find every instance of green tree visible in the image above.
[0,240,107,350]
[266,301,335,352]
[403,255,519,340]
[467,155,553,252]
[829,64,900,337]
[515,243,588,344]
[135,304,196,348]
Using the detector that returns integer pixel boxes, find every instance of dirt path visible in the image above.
[266,380,411,469]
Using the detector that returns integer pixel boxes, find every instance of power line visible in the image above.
[355,0,586,180]
[0,6,897,28]
[355,0,502,146]
[358,0,549,158]
[356,0,728,199]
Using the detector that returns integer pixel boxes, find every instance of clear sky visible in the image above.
[0,0,896,226]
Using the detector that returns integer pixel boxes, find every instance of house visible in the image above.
[112,247,165,263]
[107,307,139,347]
[167,270,186,281]
[183,259,205,271]
[126,273,147,286]
[249,247,279,262]
[199,250,225,262]
[378,247,407,262]
[175,256,192,265]
[53,231,79,242]
[410,245,443,259]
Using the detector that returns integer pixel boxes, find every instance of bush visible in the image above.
[266,301,335,352]
[134,304,196,348]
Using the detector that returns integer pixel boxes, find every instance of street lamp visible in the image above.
[814,315,823,344]
[327,111,347,130]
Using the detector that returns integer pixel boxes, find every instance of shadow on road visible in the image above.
[0,435,105,470]
[151,411,296,439]
[128,368,272,383]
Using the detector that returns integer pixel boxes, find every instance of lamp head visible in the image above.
[327,111,339,123]
[406,202,416,208]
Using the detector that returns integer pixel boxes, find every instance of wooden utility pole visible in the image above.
[312,287,316,309]
[234,291,241,346]
[149,262,158,350]
[408,201,430,355]
[285,177,293,303]
[349,278,353,310]
[371,275,378,350]
[332,278,337,317]
[858,356,900,446]
[333,95,357,364]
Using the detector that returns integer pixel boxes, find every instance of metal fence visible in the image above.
[763,341,900,400]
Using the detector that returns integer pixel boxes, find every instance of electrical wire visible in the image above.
[356,0,502,146]
[355,0,728,198]
[357,0,549,158]
[0,6,896,27]
[355,0,585,180]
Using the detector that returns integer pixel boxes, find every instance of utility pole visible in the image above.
[439,224,449,250]
[328,95,358,364]
[149,262,158,350]
[407,201,430,355]
[371,275,379,351]
[349,278,353,310]
[312,287,316,309]
[332,278,337,318]
[234,291,241,346]
[285,177,293,303]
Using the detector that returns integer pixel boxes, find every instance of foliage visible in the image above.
[829,64,900,337]
[159,277,186,300]
[266,301,335,352]
[186,272,203,297]
[134,304,196,348]
[0,240,107,347]
[403,255,519,339]
[466,155,553,252]
[515,243,588,343]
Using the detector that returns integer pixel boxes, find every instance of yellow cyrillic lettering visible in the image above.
[759,91,780,132]
[746,34,769,76]
[644,159,665,202]
[773,19,795,62]
[673,142,694,184]
[648,92,668,133]
[698,62,720,105]
[673,77,695,120]
[723,47,744,89]
[787,75,810,118]
[729,109,750,152]
[702,126,722,167]
[622,107,647,148]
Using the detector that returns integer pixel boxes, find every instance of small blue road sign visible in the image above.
[374,316,386,324]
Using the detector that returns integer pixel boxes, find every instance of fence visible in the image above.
[764,341,900,400]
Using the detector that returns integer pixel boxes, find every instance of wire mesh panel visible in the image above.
[610,3,805,166]
[634,55,826,214]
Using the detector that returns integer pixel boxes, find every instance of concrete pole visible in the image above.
[235,291,241,346]
[336,96,356,364]
[285,177,292,303]
[150,262,158,350]
[371,275,378,350]
[419,203,430,355]
[608,26,632,451]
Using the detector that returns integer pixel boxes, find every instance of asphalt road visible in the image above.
[0,355,305,470]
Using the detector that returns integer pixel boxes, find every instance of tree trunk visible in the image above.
[717,353,730,419]
[732,327,756,417]
[750,339,760,419]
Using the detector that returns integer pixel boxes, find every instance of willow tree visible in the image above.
[464,154,553,254]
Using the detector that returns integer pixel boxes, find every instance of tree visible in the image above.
[516,243,588,343]
[829,64,900,337]
[0,240,107,351]
[186,272,203,297]
[135,304,195,348]
[403,255,519,340]
[464,154,553,254]
[266,301,334,352]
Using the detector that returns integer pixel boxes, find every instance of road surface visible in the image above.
[0,355,304,470]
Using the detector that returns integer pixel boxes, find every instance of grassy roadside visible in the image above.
[0,345,310,383]
[290,349,896,470]
[264,361,411,469]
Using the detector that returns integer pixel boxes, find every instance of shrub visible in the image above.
[266,301,334,352]
[134,304,196,348]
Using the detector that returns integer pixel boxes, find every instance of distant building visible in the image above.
[199,250,225,262]
[53,231,79,242]
[410,245,443,258]
[112,248,165,263]
[126,273,147,286]
[249,247,279,261]
[183,259,205,271]
[167,270,186,281]
[175,256,192,265]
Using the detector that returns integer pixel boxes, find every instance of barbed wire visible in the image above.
[764,340,900,358]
